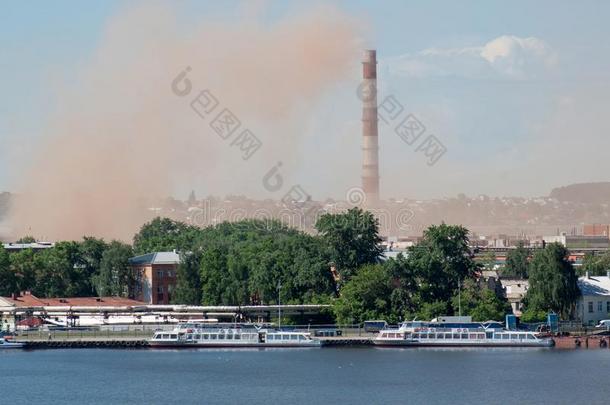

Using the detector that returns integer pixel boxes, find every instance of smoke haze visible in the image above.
[7,3,362,241]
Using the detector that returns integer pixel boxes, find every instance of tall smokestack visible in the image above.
[362,49,379,204]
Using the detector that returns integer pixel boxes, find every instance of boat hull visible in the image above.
[0,342,26,349]
[373,339,554,348]
[148,341,322,348]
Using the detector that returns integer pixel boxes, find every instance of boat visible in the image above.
[148,322,322,348]
[373,317,554,348]
[0,337,26,349]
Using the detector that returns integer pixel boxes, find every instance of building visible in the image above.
[500,279,529,316]
[575,272,610,325]
[583,224,610,237]
[0,291,144,332]
[2,242,55,252]
[128,251,180,305]
[543,235,609,250]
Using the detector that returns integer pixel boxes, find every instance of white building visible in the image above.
[576,272,610,325]
[500,279,529,316]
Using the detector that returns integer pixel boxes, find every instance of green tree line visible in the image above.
[0,208,582,323]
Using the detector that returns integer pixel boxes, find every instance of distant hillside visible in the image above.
[550,182,610,204]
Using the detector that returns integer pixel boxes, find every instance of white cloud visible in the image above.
[385,35,557,79]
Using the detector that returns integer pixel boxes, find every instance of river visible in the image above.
[1,347,609,404]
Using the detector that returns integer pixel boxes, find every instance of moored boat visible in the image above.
[373,317,554,348]
[148,323,322,348]
[0,337,26,349]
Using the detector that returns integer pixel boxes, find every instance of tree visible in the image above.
[413,301,449,321]
[9,248,37,293]
[502,241,530,278]
[133,217,200,255]
[172,252,202,305]
[406,223,477,305]
[94,241,135,297]
[525,243,580,318]
[451,279,510,321]
[315,207,383,281]
[0,245,17,296]
[580,251,610,277]
[76,237,109,295]
[33,244,73,297]
[198,220,334,306]
[334,264,398,324]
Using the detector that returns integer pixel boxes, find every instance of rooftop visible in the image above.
[129,251,181,266]
[0,292,145,308]
[2,242,55,250]
[578,275,610,296]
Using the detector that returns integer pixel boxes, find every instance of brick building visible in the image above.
[128,251,180,305]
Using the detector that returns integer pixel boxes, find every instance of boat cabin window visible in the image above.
[194,334,200,339]
[453,333,459,339]
[218,334,225,340]
[227,334,233,340]
[502,334,509,340]
[510,334,518,340]
[211,334,217,340]
[461,333,468,339]
[291,335,298,340]
[235,334,241,340]
[170,334,177,339]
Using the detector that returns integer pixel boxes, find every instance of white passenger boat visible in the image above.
[0,337,26,349]
[149,323,322,348]
[373,317,554,348]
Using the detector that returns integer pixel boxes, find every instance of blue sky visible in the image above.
[2,0,610,199]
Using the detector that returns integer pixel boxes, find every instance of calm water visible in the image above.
[1,347,609,404]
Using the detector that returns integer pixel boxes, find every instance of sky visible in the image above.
[2,0,610,202]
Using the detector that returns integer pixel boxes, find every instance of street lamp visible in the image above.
[277,280,282,330]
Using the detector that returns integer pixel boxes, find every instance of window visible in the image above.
[211,334,217,340]
[598,301,603,312]
[235,334,240,340]
[170,334,177,339]
[291,335,298,340]
[157,270,163,279]
[194,334,200,340]
[607,301,610,313]
[461,333,468,339]
[203,334,209,340]
[589,302,594,313]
